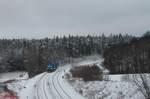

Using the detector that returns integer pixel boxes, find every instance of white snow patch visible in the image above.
[0,72,29,82]
[68,75,145,99]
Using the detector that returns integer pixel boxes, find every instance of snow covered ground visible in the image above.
[0,71,28,99]
[6,65,85,99]
[68,75,145,99]
[1,56,149,99]
[71,55,102,67]
[0,71,29,82]
[66,57,147,99]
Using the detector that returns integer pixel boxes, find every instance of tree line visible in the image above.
[0,34,132,76]
[103,31,150,74]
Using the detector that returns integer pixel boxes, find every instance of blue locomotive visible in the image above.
[47,63,59,72]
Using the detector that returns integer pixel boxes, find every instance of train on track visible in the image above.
[47,63,59,72]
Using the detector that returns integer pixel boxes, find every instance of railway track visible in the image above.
[36,69,72,99]
[36,73,49,99]
[43,74,50,99]
[56,71,72,99]
[52,72,64,99]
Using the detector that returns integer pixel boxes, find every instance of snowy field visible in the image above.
[0,72,29,82]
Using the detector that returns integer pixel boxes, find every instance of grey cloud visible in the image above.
[0,0,149,38]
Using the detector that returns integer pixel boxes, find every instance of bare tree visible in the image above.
[133,74,150,99]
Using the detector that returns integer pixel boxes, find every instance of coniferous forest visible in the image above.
[0,34,132,76]
[103,31,150,74]
[1,32,150,76]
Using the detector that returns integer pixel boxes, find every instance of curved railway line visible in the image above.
[35,70,73,99]
[36,73,49,99]
[56,71,72,99]
[52,72,64,99]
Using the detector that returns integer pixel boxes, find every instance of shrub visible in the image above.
[70,64,103,81]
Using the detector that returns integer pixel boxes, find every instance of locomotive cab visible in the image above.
[47,63,58,72]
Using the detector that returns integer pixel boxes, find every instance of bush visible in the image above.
[70,64,103,81]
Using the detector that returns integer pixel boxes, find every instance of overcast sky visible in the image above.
[0,0,150,38]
